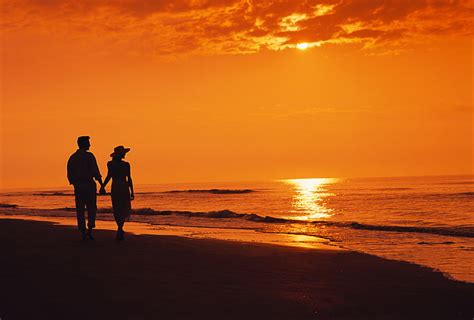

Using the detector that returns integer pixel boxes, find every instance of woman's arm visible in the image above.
[100,162,112,194]
[102,175,111,188]
[100,174,111,195]
[127,164,134,200]
[128,176,134,200]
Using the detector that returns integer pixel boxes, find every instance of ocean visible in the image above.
[1,175,473,282]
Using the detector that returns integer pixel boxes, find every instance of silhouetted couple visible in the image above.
[67,136,134,241]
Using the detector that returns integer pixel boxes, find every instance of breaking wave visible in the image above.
[325,221,474,238]
[51,207,474,238]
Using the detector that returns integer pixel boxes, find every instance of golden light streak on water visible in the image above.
[283,178,338,220]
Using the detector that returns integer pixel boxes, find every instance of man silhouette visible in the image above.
[67,136,103,240]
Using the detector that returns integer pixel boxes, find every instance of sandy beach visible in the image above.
[1,217,473,320]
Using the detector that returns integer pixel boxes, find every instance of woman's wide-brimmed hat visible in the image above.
[110,145,130,157]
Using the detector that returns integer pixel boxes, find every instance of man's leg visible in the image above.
[74,186,87,240]
[84,183,97,239]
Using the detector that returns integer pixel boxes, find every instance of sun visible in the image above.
[296,42,309,50]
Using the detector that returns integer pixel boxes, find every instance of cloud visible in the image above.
[1,0,473,56]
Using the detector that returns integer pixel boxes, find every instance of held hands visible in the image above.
[98,182,132,200]
[99,185,107,195]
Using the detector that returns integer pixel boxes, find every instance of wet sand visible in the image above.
[0,218,473,320]
[0,213,340,250]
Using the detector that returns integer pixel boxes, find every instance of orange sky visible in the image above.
[1,0,473,189]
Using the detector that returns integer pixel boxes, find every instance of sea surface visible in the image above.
[1,175,473,282]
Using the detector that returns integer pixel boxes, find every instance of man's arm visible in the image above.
[90,154,103,186]
[101,162,112,195]
[67,156,74,185]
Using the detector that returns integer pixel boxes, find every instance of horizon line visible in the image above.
[1,173,472,192]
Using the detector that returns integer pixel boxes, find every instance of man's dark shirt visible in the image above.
[67,149,101,185]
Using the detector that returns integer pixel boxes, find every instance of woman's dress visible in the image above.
[107,160,131,224]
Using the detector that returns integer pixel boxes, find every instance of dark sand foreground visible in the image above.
[1,219,473,320]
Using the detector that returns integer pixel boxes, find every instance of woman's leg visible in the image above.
[112,211,123,239]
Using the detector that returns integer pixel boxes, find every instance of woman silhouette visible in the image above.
[101,146,134,240]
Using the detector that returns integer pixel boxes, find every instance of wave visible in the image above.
[129,208,291,223]
[423,192,474,199]
[371,188,412,191]
[453,192,474,197]
[29,189,255,196]
[0,203,18,208]
[163,189,255,194]
[33,192,71,196]
[417,241,455,245]
[54,207,295,222]
[436,181,474,185]
[348,192,474,200]
[138,209,474,237]
[5,204,472,238]
[324,222,474,238]
[47,206,474,238]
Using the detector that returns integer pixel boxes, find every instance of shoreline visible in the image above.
[1,208,473,284]
[3,211,463,285]
[0,212,340,251]
[1,217,474,319]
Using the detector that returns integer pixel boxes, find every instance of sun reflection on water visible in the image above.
[283,178,338,220]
